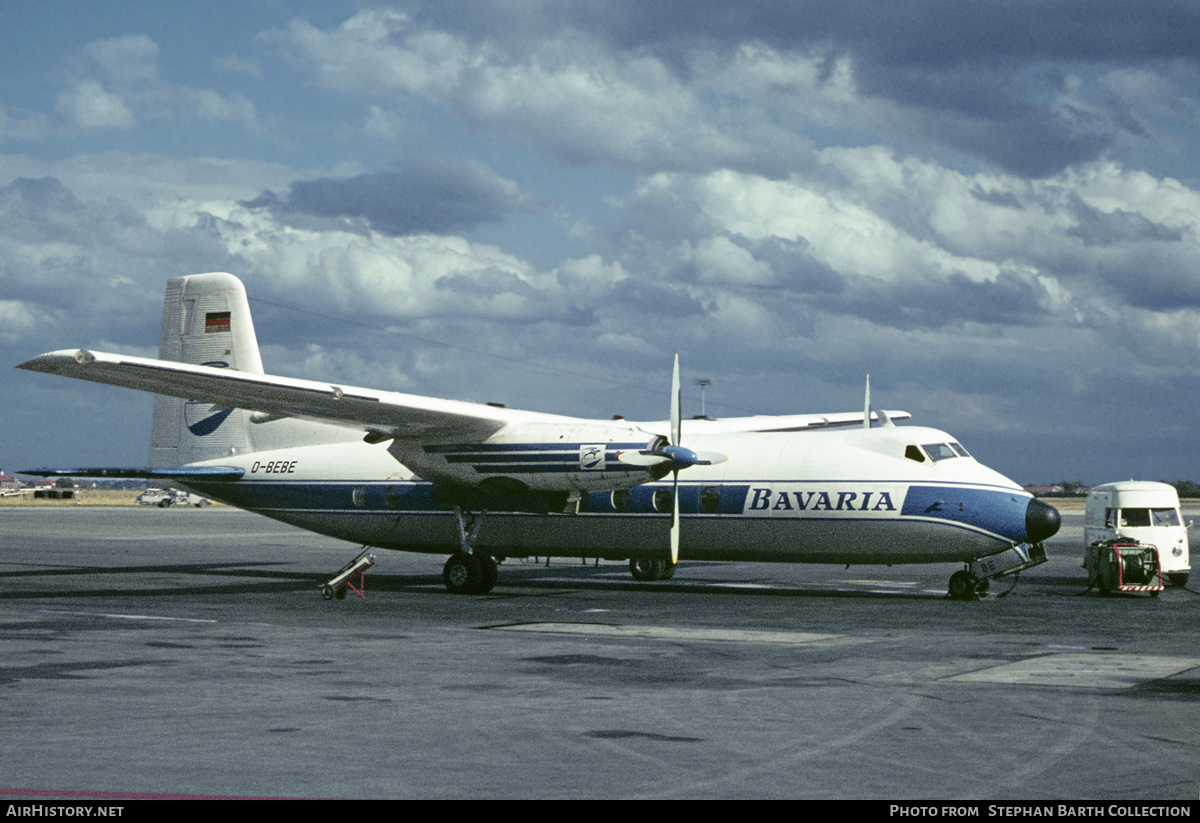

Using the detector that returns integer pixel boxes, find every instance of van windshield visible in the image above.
[1152,508,1182,527]
[1120,508,1182,528]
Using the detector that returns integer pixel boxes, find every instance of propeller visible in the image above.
[670,354,681,565]
[618,355,727,564]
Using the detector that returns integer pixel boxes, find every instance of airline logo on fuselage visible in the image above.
[580,445,606,470]
[744,484,902,515]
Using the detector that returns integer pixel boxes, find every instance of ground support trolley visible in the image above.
[1084,538,1163,596]
[321,550,377,601]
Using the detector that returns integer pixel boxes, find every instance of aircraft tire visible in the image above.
[443,553,483,594]
[948,570,975,600]
[630,558,666,581]
[478,555,498,594]
[661,562,678,580]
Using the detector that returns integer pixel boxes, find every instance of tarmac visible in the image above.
[1,504,1198,800]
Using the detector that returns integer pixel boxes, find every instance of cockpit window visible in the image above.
[905,445,926,463]
[922,443,958,462]
[949,442,971,458]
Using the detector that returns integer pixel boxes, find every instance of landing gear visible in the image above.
[949,544,1048,600]
[441,507,498,594]
[947,570,988,600]
[629,558,677,582]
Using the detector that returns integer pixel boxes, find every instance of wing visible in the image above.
[17,348,565,442]
[635,410,911,435]
[18,466,245,481]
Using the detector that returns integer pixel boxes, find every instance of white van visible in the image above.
[1084,481,1190,586]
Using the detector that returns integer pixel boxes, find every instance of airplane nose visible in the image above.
[1025,498,1061,543]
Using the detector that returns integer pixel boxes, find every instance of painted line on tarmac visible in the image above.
[38,609,219,623]
[947,652,1200,688]
[491,622,882,646]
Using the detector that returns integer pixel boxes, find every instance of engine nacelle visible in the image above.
[388,421,664,494]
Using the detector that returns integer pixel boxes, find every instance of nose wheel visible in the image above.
[947,570,989,600]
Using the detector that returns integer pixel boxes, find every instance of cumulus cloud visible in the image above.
[274,3,1200,179]
[7,34,263,140]
[243,156,542,236]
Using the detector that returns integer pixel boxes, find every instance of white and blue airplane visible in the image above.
[18,272,1059,599]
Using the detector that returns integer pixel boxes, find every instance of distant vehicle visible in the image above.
[1084,481,1190,586]
[137,488,210,508]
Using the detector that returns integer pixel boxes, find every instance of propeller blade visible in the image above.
[671,354,681,447]
[670,468,680,564]
[616,450,671,467]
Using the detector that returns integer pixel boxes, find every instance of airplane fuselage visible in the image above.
[181,424,1047,566]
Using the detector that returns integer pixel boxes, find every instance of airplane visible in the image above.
[17,272,1060,600]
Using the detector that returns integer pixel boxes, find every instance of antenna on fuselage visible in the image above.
[864,374,871,429]
[864,374,895,429]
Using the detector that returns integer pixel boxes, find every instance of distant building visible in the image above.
[1024,484,1092,496]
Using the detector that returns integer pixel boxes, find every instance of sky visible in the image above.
[3,0,1200,486]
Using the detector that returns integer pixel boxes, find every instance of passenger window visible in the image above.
[384,486,402,509]
[700,486,720,514]
[611,489,630,512]
[652,487,673,512]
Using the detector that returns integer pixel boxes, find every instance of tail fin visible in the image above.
[149,272,355,466]
[150,273,262,466]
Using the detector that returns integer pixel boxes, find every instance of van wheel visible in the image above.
[1168,572,1189,587]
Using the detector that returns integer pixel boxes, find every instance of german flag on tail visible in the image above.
[204,311,231,334]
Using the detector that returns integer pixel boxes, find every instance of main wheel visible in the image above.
[443,553,483,594]
[630,558,666,581]
[477,555,498,594]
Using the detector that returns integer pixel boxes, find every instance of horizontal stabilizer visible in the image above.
[18,466,245,481]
